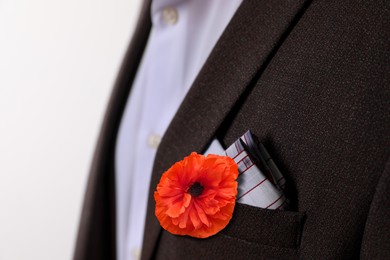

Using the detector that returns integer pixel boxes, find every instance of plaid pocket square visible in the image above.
[206,131,288,210]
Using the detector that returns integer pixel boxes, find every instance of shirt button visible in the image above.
[148,134,162,149]
[162,7,178,25]
[131,247,141,260]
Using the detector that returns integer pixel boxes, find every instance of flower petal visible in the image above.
[154,152,238,238]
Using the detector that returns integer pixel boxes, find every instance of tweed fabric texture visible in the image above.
[74,0,390,259]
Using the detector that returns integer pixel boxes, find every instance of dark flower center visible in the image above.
[188,182,204,197]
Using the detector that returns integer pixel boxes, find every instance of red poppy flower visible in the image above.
[154,152,238,238]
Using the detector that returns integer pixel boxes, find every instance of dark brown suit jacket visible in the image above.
[74,0,390,259]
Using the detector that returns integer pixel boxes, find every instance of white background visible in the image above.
[0,0,142,259]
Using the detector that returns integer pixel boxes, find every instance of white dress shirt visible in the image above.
[115,1,242,259]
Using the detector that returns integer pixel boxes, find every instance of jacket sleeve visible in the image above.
[361,156,390,259]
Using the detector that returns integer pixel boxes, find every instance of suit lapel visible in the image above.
[141,0,312,258]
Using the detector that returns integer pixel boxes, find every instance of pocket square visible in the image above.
[205,131,288,210]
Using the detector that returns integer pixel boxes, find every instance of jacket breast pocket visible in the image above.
[155,203,306,260]
[221,203,305,249]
